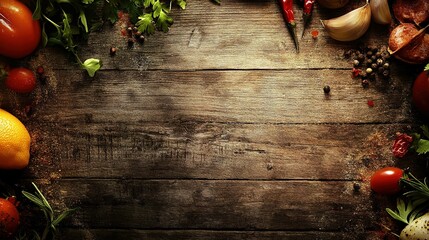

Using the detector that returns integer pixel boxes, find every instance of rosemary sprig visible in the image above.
[21,183,77,240]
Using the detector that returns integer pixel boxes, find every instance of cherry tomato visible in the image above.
[370,167,403,195]
[0,0,41,58]
[413,69,429,117]
[0,197,20,238]
[5,67,37,93]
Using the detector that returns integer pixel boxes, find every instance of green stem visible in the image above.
[41,224,50,240]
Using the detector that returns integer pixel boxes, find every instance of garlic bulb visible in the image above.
[370,0,392,24]
[321,2,371,41]
[318,0,349,9]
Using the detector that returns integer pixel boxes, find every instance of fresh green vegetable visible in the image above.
[21,182,76,240]
[411,126,429,155]
[30,0,223,77]
[386,172,429,239]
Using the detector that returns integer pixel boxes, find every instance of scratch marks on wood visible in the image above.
[188,27,202,48]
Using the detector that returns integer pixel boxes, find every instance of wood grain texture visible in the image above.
[59,229,375,240]
[57,179,374,232]
[42,0,392,71]
[0,0,420,239]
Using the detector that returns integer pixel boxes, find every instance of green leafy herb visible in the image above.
[387,172,429,225]
[21,183,77,240]
[31,0,194,77]
[386,198,423,225]
[410,125,429,155]
[424,63,429,72]
[211,0,221,4]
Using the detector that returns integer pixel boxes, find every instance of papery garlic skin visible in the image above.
[370,0,392,24]
[321,3,371,41]
[318,0,349,9]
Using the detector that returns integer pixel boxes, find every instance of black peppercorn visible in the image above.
[362,79,369,88]
[366,59,373,66]
[357,54,365,62]
[371,63,378,70]
[323,85,331,94]
[371,55,377,61]
[109,47,117,56]
[353,183,361,192]
[127,38,134,47]
[353,60,360,67]
[382,70,390,78]
[378,67,384,74]
[139,35,145,42]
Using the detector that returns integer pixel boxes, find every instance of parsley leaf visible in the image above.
[157,9,174,32]
[425,63,429,72]
[136,14,155,34]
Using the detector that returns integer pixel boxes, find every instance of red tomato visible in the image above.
[0,0,41,58]
[5,67,37,93]
[370,167,403,195]
[413,69,429,117]
[0,197,20,238]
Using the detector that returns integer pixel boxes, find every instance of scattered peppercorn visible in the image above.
[323,85,331,94]
[110,47,117,56]
[127,38,134,47]
[347,44,392,88]
[138,35,145,42]
[353,183,361,192]
[366,68,373,74]
[353,60,360,67]
[362,79,369,88]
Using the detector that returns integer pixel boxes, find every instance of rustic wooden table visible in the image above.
[0,0,426,239]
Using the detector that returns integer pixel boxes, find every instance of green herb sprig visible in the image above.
[21,182,76,240]
[386,172,429,225]
[31,0,217,77]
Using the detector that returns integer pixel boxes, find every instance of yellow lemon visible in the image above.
[0,109,30,169]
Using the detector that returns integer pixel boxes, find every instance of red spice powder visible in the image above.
[311,29,319,39]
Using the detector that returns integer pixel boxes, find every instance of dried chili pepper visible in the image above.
[279,0,299,52]
[302,0,315,38]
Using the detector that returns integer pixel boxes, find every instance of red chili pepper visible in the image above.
[392,133,413,158]
[279,0,299,52]
[302,0,315,37]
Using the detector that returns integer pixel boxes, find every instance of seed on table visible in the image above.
[109,47,117,56]
[382,70,390,78]
[383,62,389,69]
[362,79,369,88]
[366,68,373,74]
[376,58,384,66]
[127,38,134,47]
[353,60,360,67]
[323,85,331,94]
[371,63,378,70]
[36,66,44,75]
[139,35,145,42]
[353,183,361,192]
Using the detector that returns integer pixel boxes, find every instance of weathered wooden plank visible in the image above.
[38,0,390,71]
[56,179,374,232]
[40,122,402,180]
[34,69,413,125]
[59,229,375,240]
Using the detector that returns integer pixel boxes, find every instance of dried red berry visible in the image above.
[392,133,413,158]
[367,100,374,107]
[352,68,361,78]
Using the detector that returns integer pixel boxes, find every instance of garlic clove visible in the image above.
[321,2,371,41]
[317,0,349,9]
[370,0,392,25]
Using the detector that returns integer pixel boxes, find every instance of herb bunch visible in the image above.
[386,172,429,225]
[29,0,219,77]
[16,182,76,240]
